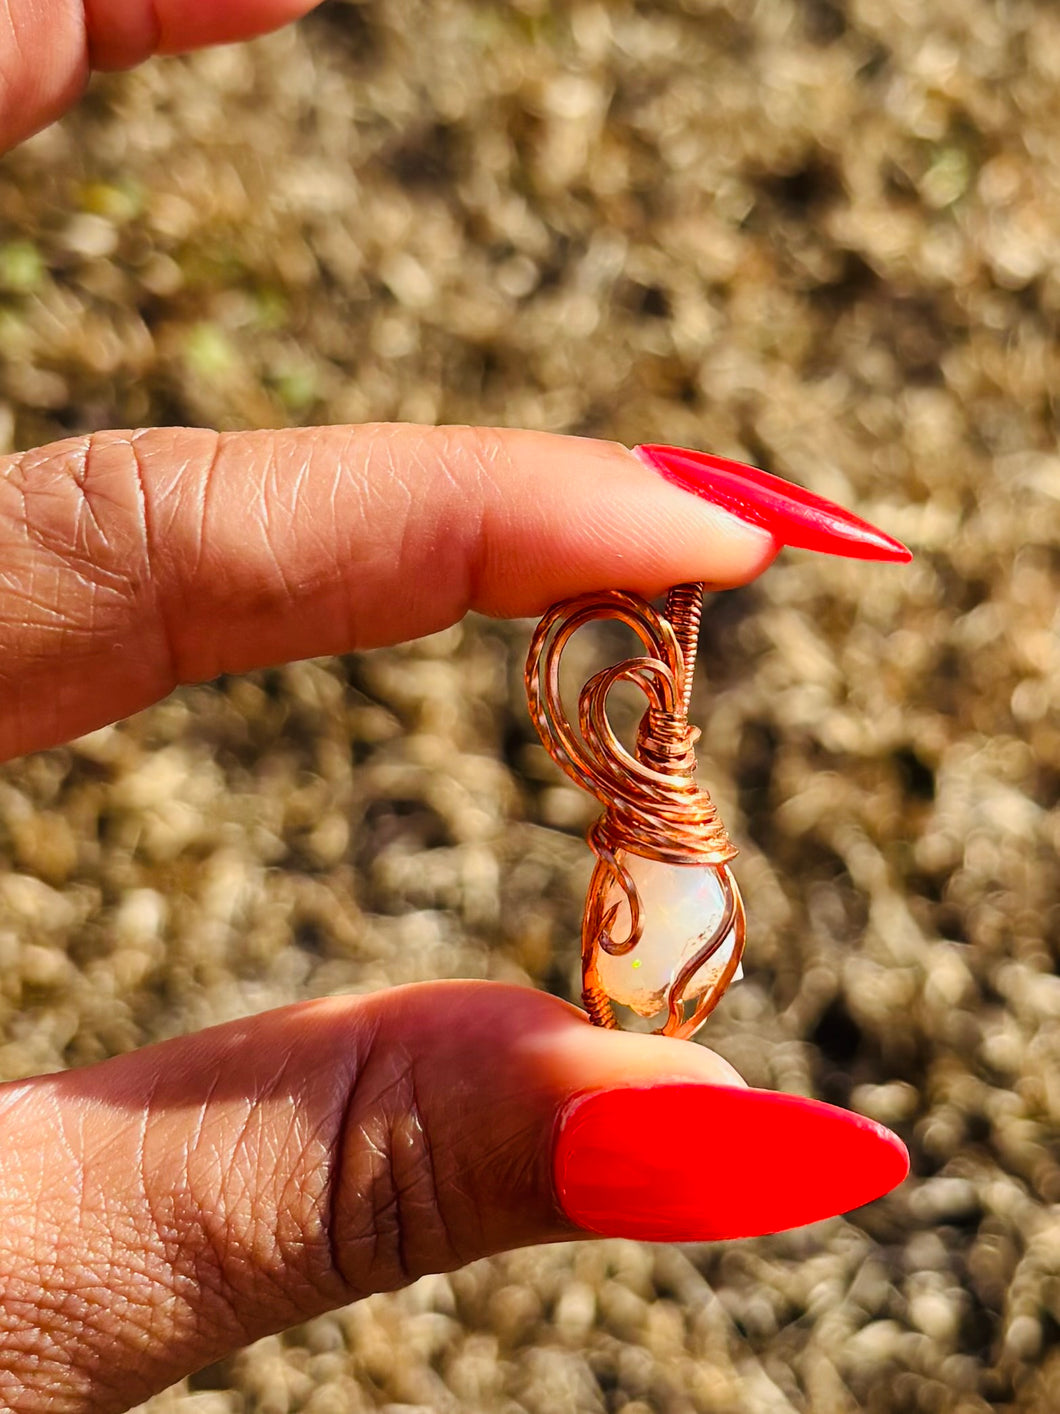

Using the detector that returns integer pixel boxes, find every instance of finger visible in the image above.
[0,0,322,151]
[0,982,907,1411]
[0,424,776,759]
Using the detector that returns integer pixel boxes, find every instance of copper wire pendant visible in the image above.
[525,583,745,1040]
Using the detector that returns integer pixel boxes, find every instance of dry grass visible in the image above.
[1,1,1059,1409]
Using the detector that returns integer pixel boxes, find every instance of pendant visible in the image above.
[525,583,745,1040]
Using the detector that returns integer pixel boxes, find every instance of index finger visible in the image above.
[0,423,776,760]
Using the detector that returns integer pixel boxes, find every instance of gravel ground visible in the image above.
[1,1,1059,1410]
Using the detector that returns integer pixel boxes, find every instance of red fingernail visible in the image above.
[634,443,911,563]
[555,1084,909,1242]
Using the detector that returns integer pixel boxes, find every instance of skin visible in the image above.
[0,6,778,1410]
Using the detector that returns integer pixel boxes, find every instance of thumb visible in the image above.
[0,982,907,1411]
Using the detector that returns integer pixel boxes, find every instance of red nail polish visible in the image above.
[554,1084,909,1242]
[634,444,911,563]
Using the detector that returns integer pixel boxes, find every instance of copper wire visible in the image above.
[664,583,703,719]
[525,586,746,1039]
[582,980,618,1030]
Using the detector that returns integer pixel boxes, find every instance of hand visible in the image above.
[0,10,909,1412]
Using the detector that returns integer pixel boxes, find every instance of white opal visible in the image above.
[596,852,741,1018]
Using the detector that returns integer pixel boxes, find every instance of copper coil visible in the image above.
[525,588,746,1038]
[582,980,618,1030]
[664,583,704,719]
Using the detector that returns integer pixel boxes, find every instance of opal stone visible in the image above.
[596,851,741,1018]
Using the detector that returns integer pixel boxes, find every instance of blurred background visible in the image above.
[1,0,1059,1410]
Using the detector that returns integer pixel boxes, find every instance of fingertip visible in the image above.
[152,0,324,53]
[517,1004,748,1093]
[608,438,781,591]
[82,0,324,69]
[0,1,89,149]
[468,430,780,619]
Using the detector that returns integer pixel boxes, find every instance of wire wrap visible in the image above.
[525,589,746,1039]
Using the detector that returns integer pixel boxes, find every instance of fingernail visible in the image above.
[555,1084,909,1242]
[633,443,911,563]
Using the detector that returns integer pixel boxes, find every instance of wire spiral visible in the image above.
[525,588,746,1039]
